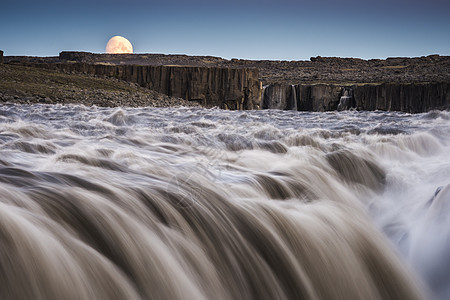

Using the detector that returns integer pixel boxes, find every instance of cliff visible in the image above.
[353,83,449,112]
[263,83,449,113]
[55,52,450,112]
[6,52,449,112]
[0,51,3,64]
[25,63,262,109]
[262,84,297,110]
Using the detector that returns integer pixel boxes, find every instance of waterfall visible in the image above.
[1,104,448,299]
[337,87,355,111]
[288,84,297,110]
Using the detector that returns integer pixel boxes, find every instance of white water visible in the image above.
[0,104,449,299]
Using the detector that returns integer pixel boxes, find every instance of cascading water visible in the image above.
[1,103,449,299]
[289,84,297,111]
[337,88,354,111]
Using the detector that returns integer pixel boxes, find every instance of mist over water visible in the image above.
[0,103,449,299]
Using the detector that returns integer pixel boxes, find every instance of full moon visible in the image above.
[105,36,133,54]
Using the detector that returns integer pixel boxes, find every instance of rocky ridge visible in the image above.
[230,55,450,84]
[55,52,450,84]
[6,52,449,85]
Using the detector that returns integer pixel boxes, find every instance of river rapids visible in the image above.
[0,104,449,299]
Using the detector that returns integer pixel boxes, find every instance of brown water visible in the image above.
[1,104,449,299]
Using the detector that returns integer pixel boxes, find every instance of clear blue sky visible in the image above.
[1,0,449,60]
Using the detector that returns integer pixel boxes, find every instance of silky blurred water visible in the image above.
[0,103,449,299]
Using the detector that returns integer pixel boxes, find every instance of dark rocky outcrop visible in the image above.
[0,51,3,64]
[25,63,262,109]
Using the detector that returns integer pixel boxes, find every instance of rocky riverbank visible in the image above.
[0,64,200,108]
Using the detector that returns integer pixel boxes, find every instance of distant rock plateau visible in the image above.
[2,51,449,112]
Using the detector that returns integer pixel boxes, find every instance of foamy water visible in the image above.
[0,103,449,299]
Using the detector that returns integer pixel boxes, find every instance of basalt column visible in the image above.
[26,62,262,110]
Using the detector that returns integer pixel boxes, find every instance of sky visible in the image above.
[1,0,449,60]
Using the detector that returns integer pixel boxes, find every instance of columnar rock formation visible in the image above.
[262,84,297,110]
[262,83,449,113]
[26,63,262,109]
[353,83,449,112]
[6,52,449,112]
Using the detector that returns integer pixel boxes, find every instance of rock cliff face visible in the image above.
[0,51,3,64]
[27,63,262,109]
[353,83,449,112]
[262,83,449,113]
[10,52,449,112]
[262,84,297,110]
[263,84,345,111]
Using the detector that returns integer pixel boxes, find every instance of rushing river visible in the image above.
[0,103,449,299]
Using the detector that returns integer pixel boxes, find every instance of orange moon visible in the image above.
[105,36,133,54]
